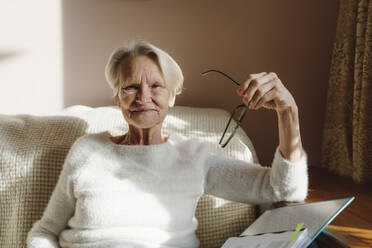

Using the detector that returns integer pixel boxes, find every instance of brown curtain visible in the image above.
[322,0,372,183]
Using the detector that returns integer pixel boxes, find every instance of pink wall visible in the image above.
[62,0,339,167]
[0,0,63,115]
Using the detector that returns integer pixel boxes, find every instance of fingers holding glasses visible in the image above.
[202,69,294,113]
[236,72,267,97]
[237,72,281,109]
[248,80,277,109]
[254,89,278,110]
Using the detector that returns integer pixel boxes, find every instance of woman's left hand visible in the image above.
[236,72,297,113]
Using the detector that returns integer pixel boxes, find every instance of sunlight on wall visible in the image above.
[0,0,62,114]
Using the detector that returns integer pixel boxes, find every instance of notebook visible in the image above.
[222,197,354,248]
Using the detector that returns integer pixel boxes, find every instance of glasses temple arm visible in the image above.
[201,69,240,86]
[219,104,248,147]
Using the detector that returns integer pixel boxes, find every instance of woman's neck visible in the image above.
[119,125,166,145]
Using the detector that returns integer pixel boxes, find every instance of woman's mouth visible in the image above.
[132,109,156,113]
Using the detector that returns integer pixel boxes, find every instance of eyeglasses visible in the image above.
[201,69,251,148]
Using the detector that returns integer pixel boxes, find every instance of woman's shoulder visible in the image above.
[67,132,110,157]
[64,132,111,169]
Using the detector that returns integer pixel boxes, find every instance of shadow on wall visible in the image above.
[0,51,22,63]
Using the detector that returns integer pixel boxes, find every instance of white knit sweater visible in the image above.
[27,131,308,248]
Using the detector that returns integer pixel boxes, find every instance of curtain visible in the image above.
[322,0,372,183]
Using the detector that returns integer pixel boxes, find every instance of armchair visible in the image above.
[0,105,260,248]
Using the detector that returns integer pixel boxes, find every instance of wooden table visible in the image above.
[272,166,372,247]
[311,231,349,248]
[305,166,372,248]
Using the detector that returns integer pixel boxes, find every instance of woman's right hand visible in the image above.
[236,72,297,114]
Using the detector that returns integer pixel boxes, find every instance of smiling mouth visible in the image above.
[131,109,157,113]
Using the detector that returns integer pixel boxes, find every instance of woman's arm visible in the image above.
[237,72,304,162]
[27,144,80,248]
[277,105,303,162]
[204,145,308,204]
[203,72,307,203]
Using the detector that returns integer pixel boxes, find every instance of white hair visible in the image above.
[105,40,184,99]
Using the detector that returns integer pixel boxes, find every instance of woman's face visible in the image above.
[115,55,173,129]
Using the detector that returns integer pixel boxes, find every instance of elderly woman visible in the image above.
[27,41,307,248]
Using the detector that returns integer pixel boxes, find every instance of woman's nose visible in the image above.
[137,86,151,103]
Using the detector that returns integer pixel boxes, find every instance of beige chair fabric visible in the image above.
[0,105,259,248]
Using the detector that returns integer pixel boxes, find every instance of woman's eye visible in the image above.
[152,84,160,89]
[123,85,138,91]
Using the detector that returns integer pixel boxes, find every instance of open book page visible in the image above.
[222,229,310,248]
[241,198,353,239]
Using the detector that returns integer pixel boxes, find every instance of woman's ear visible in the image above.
[114,95,120,107]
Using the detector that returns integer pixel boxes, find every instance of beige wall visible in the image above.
[62,0,339,167]
[0,0,63,114]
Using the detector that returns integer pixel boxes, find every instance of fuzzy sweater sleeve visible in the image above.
[27,140,83,248]
[204,146,308,204]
